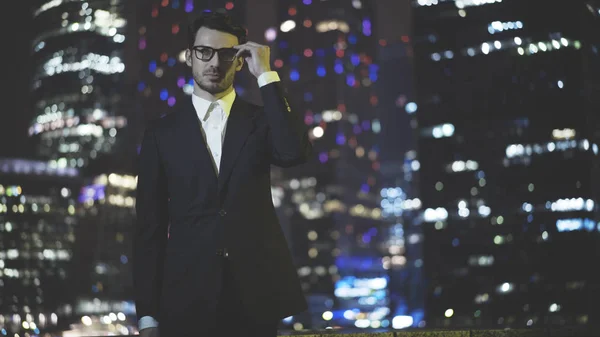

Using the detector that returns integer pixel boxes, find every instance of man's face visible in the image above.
[185,27,244,95]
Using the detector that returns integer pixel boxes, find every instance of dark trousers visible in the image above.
[214,256,279,337]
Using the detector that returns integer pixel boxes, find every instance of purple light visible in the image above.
[361,183,370,193]
[185,0,193,12]
[336,133,346,145]
[362,19,371,29]
[138,38,146,50]
[361,120,370,130]
[334,63,344,74]
[351,54,360,66]
[319,152,328,163]
[168,96,176,106]
[304,114,314,125]
[78,184,106,203]
[177,76,185,87]
[353,125,362,134]
[303,0,312,4]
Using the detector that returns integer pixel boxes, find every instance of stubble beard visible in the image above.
[193,68,234,95]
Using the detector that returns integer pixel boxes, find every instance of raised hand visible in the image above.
[233,42,271,78]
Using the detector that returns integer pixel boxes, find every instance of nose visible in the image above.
[208,51,221,67]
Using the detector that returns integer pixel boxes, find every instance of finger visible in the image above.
[234,46,252,58]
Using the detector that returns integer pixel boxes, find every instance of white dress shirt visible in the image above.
[138,71,280,331]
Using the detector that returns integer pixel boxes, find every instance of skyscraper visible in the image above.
[374,0,425,329]
[0,158,81,336]
[271,0,389,330]
[30,0,129,171]
[412,0,600,328]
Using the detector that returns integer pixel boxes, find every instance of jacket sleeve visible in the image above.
[133,122,169,322]
[260,81,313,167]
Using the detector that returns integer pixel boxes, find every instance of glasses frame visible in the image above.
[191,45,238,62]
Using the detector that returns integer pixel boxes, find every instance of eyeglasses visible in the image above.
[192,46,238,62]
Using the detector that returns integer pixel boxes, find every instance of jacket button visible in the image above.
[219,209,227,216]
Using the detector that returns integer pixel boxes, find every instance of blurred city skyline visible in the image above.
[1,0,599,336]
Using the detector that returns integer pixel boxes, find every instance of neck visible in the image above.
[193,84,234,102]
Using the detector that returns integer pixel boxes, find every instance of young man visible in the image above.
[133,11,311,337]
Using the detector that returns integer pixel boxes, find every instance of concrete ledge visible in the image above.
[276,327,598,337]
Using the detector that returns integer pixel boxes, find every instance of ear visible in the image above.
[185,49,192,67]
[235,56,244,72]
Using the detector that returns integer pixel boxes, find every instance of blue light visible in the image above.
[351,54,360,66]
[334,63,344,74]
[188,78,194,86]
[346,74,355,86]
[290,69,300,81]
[168,57,176,67]
[120,255,128,264]
[149,61,157,72]
[137,82,146,92]
[362,233,371,243]
[160,89,169,101]
[316,49,325,57]
[370,72,378,82]
[185,0,193,12]
[290,54,300,63]
[336,133,345,145]
[361,184,370,193]
[317,65,326,77]
[279,41,288,49]
[303,0,312,4]
[304,92,313,102]
[452,238,460,247]
[348,34,357,44]
[172,0,179,9]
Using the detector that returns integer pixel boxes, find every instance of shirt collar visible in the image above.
[191,89,236,122]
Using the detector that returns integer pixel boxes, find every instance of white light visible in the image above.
[312,126,324,138]
[392,315,413,329]
[322,311,333,321]
[481,42,490,54]
[494,40,502,49]
[514,37,522,45]
[557,80,564,88]
[552,40,561,49]
[444,309,454,318]
[405,102,418,114]
[442,123,455,136]
[265,27,277,42]
[280,20,296,33]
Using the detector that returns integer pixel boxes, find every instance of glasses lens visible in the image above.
[195,48,214,61]
[220,49,237,61]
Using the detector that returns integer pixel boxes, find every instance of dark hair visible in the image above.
[187,11,247,49]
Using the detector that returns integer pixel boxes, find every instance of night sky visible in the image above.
[1,2,33,158]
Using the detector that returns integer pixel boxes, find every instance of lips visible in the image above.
[204,73,221,80]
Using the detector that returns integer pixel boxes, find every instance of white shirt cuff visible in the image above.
[138,316,159,330]
[257,71,280,87]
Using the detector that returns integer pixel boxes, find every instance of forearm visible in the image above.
[259,79,312,166]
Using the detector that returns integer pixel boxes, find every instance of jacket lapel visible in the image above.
[218,97,256,195]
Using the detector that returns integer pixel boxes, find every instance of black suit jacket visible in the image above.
[133,82,311,334]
